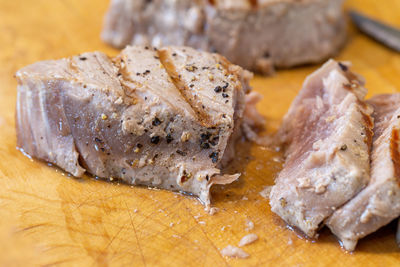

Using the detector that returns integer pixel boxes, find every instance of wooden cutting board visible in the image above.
[0,0,399,266]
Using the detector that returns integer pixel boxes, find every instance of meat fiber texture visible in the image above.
[15,45,254,207]
[269,59,374,238]
[101,0,346,74]
[327,94,400,251]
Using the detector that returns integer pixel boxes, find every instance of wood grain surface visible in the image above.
[0,0,400,266]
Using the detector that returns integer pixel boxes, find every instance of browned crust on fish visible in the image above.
[390,128,400,185]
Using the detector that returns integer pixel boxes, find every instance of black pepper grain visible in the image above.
[209,152,219,163]
[79,57,87,61]
[166,133,173,143]
[338,62,348,72]
[214,86,222,93]
[201,133,211,141]
[200,142,210,149]
[222,93,229,98]
[152,117,161,126]
[176,150,187,156]
[150,136,160,144]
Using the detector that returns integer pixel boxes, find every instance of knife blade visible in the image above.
[350,10,400,52]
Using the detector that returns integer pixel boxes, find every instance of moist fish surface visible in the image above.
[102,0,346,74]
[327,94,400,251]
[269,60,373,238]
[15,45,254,206]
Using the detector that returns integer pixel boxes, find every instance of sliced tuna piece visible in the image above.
[15,45,253,206]
[327,94,400,251]
[269,60,373,238]
[101,0,346,74]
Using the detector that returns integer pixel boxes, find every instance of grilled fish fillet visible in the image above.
[15,45,254,206]
[102,0,346,74]
[269,60,373,237]
[327,94,400,251]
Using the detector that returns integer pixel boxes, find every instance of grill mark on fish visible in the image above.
[112,56,142,103]
[344,71,363,86]
[208,0,257,8]
[248,0,258,8]
[390,128,400,185]
[157,49,213,128]
[361,110,374,152]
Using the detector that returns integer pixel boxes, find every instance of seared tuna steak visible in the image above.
[15,45,253,206]
[102,0,346,74]
[327,94,400,251]
[269,60,373,238]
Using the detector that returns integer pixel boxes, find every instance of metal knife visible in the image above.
[350,10,400,53]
